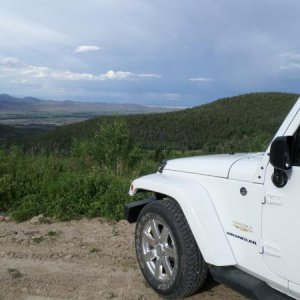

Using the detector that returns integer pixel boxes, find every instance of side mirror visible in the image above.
[270,136,293,171]
[270,136,293,188]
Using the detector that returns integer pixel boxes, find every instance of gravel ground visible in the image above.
[0,218,245,300]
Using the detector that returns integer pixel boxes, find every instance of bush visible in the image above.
[71,120,142,174]
[1,121,153,222]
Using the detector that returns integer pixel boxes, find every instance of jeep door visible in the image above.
[263,128,300,296]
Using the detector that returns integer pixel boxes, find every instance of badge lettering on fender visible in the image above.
[232,221,253,233]
[227,232,257,245]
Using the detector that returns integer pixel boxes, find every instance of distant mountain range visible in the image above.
[0,94,179,114]
[0,94,181,126]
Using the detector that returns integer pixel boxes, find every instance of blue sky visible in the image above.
[0,0,300,106]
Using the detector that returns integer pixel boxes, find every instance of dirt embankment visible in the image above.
[0,218,245,300]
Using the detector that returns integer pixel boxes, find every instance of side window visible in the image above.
[293,127,300,166]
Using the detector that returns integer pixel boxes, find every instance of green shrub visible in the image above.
[1,120,154,222]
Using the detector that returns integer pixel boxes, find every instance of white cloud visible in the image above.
[0,58,161,82]
[102,70,161,80]
[16,64,99,81]
[103,70,134,79]
[0,57,21,67]
[74,45,102,53]
[189,77,213,82]
[52,71,97,80]
[139,73,162,78]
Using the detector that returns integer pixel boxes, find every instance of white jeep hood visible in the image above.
[164,153,264,181]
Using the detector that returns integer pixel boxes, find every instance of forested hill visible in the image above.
[0,124,52,147]
[27,92,299,153]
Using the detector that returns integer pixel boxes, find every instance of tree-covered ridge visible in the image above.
[29,92,299,153]
[0,124,51,147]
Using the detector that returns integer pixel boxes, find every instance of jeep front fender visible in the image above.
[129,173,236,266]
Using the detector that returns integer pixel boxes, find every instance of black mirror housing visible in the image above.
[270,136,294,171]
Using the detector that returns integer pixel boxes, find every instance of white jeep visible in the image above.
[124,98,300,299]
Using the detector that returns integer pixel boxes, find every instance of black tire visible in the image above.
[135,198,208,299]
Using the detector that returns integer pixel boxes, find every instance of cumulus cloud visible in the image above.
[102,70,161,80]
[20,65,98,80]
[0,58,161,82]
[189,77,213,82]
[103,70,134,79]
[52,71,97,80]
[74,45,102,53]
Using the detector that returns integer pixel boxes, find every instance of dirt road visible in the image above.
[0,218,245,300]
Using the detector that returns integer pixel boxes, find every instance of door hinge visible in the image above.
[259,246,264,254]
[260,241,282,258]
[263,193,283,205]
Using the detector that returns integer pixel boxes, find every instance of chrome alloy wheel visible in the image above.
[141,218,178,283]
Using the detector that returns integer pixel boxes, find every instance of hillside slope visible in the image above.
[26,92,299,153]
[0,124,52,147]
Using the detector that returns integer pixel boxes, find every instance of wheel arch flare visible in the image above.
[127,173,236,267]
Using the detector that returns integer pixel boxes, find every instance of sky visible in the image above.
[0,0,300,107]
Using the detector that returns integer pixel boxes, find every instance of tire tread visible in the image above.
[137,198,208,299]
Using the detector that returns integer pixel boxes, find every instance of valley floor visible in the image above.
[0,218,244,300]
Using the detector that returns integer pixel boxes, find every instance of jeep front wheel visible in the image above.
[135,198,208,298]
